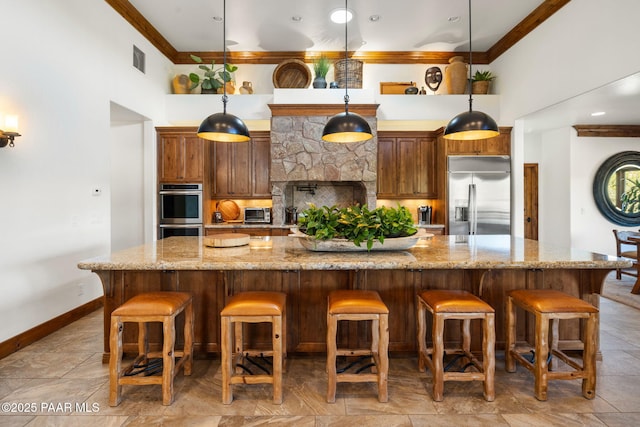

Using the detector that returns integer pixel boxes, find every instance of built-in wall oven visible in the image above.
[158,183,203,239]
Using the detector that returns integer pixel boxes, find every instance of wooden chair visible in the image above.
[416,290,495,402]
[220,291,286,404]
[612,229,639,280]
[326,290,389,403]
[505,289,598,401]
[109,292,193,406]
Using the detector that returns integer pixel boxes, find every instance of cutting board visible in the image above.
[217,200,240,221]
[203,233,250,248]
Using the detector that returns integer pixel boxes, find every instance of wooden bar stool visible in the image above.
[109,291,193,406]
[326,290,389,403]
[416,290,495,402]
[505,289,599,401]
[220,291,286,404]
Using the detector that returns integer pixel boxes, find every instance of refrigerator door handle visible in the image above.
[469,184,477,235]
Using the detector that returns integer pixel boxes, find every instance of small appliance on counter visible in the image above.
[285,206,298,225]
[244,207,271,224]
[418,205,432,225]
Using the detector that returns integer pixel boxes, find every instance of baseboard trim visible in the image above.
[0,297,103,360]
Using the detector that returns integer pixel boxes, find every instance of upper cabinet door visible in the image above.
[213,141,251,197]
[377,133,437,199]
[251,135,272,197]
[158,132,204,183]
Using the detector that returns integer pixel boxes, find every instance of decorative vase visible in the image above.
[217,82,235,94]
[239,81,253,94]
[313,76,327,89]
[472,80,490,94]
[172,74,191,94]
[445,56,468,94]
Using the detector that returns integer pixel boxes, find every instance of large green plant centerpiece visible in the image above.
[298,204,417,250]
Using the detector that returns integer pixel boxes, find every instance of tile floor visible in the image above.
[1,291,640,426]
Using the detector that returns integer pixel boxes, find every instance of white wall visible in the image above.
[570,135,640,256]
[0,0,171,342]
[491,0,640,253]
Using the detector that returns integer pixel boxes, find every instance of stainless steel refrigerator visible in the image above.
[448,156,511,235]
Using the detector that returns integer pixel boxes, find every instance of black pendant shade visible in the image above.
[322,0,372,143]
[197,111,251,142]
[196,0,250,143]
[322,111,373,143]
[443,0,499,141]
[443,110,499,140]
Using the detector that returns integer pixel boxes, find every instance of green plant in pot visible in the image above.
[298,204,417,250]
[471,70,495,94]
[312,55,330,89]
[188,54,238,94]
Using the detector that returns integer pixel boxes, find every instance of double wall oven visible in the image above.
[158,183,203,239]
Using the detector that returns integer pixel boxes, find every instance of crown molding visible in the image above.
[573,125,640,138]
[106,0,569,65]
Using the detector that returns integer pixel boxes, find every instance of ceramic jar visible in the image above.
[172,74,191,94]
[445,56,468,95]
[239,81,254,94]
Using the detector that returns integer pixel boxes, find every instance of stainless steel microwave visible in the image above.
[244,207,271,224]
[159,183,203,224]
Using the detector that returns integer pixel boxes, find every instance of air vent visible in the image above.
[133,45,145,73]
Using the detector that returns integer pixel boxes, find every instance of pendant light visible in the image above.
[443,0,499,141]
[322,0,373,143]
[196,0,250,142]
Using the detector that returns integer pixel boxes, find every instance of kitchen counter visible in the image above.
[204,223,446,232]
[78,236,629,360]
[78,234,627,271]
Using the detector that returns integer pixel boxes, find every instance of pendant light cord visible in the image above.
[467,0,473,113]
[343,0,350,114]
[222,0,228,114]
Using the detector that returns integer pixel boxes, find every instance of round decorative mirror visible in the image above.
[593,151,640,226]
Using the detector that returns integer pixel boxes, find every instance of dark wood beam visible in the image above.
[573,125,640,138]
[487,0,572,62]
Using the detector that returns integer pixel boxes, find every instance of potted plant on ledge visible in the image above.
[471,70,495,94]
[313,55,330,89]
[188,54,238,94]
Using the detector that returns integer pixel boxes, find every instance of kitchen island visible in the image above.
[78,235,630,362]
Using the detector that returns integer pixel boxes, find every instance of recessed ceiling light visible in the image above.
[212,16,223,22]
[448,16,460,23]
[591,111,606,116]
[330,8,353,24]
[369,15,381,22]
[291,15,303,22]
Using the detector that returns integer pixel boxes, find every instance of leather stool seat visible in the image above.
[109,291,193,406]
[505,289,599,401]
[417,290,495,402]
[326,290,389,403]
[221,291,286,404]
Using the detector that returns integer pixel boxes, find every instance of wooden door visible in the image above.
[251,134,271,197]
[397,138,419,196]
[182,136,204,182]
[524,163,539,240]
[376,137,396,197]
[213,141,251,197]
[158,135,184,182]
[414,137,437,197]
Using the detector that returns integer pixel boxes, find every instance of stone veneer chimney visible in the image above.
[268,104,379,225]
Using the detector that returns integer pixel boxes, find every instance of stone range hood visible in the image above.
[268,104,379,225]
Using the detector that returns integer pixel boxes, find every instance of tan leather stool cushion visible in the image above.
[418,290,494,313]
[112,292,191,317]
[328,290,389,314]
[509,289,598,313]
[221,291,286,316]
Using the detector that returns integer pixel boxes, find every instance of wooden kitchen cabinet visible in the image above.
[445,129,511,155]
[377,132,436,198]
[157,129,204,183]
[211,131,271,198]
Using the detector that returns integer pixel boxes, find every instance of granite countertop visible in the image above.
[78,235,631,272]
[205,223,445,229]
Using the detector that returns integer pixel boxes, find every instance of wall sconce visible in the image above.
[0,115,21,148]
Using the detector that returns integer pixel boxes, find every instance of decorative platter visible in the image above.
[272,59,312,88]
[289,228,431,252]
